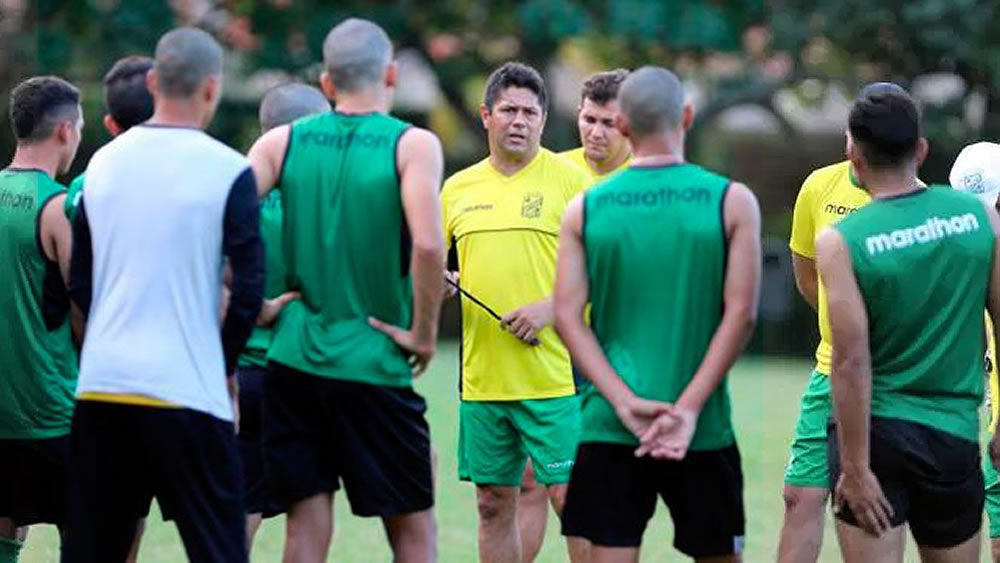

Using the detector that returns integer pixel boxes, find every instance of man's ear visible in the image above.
[615,112,631,139]
[320,72,337,102]
[103,114,122,137]
[480,103,491,130]
[845,133,865,176]
[385,61,398,88]
[55,119,74,145]
[914,137,930,168]
[681,103,695,131]
[202,74,220,105]
[146,68,158,99]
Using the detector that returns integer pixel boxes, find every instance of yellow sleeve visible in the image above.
[789,173,817,258]
[441,181,454,251]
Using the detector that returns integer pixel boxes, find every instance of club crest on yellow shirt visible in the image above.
[521,192,543,219]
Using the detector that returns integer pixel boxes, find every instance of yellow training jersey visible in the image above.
[559,147,632,184]
[442,149,589,401]
[789,161,872,375]
[987,313,999,433]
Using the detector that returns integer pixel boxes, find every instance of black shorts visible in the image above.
[263,362,433,518]
[0,435,70,526]
[237,365,283,517]
[562,442,745,558]
[828,416,984,548]
[64,401,245,563]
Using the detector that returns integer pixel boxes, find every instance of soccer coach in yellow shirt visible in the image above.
[441,62,589,563]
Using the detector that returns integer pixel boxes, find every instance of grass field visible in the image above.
[17,345,880,561]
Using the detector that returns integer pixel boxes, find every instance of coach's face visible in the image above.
[483,87,545,160]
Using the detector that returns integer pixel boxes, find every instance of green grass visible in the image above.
[21,347,849,561]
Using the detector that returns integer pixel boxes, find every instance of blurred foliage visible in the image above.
[771,0,1000,176]
[3,0,766,180]
[4,1,997,185]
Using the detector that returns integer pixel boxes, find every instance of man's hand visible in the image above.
[636,405,698,460]
[834,468,894,537]
[227,375,240,435]
[369,317,436,376]
[444,270,459,299]
[257,291,300,327]
[613,395,675,444]
[501,300,552,346]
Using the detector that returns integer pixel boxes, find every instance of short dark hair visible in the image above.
[848,90,921,168]
[483,62,548,112]
[9,76,80,143]
[581,69,629,105]
[103,56,154,130]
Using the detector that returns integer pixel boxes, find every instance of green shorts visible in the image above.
[784,370,832,489]
[984,443,1000,538]
[458,395,581,487]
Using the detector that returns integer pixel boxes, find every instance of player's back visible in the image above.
[0,168,77,439]
[78,125,250,420]
[269,111,414,386]
[582,162,733,449]
[835,186,993,441]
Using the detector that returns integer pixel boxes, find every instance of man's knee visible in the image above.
[385,510,437,562]
[477,486,518,524]
[782,485,828,516]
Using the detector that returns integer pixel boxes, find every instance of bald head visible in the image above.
[154,27,223,98]
[259,83,331,132]
[619,66,685,138]
[322,18,393,93]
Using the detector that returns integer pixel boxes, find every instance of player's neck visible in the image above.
[9,144,59,178]
[489,146,539,177]
[864,170,921,200]
[148,101,207,130]
[334,90,390,115]
[630,136,684,167]
[586,147,630,175]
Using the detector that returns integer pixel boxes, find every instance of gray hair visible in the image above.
[322,18,393,93]
[154,27,223,98]
[259,83,331,131]
[619,66,685,138]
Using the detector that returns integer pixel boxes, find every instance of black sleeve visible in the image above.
[221,167,265,375]
[69,197,93,320]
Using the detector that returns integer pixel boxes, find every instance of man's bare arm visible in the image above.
[246,125,290,198]
[791,252,819,310]
[40,194,83,341]
[816,228,870,472]
[369,127,445,374]
[553,195,670,437]
[817,226,894,534]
